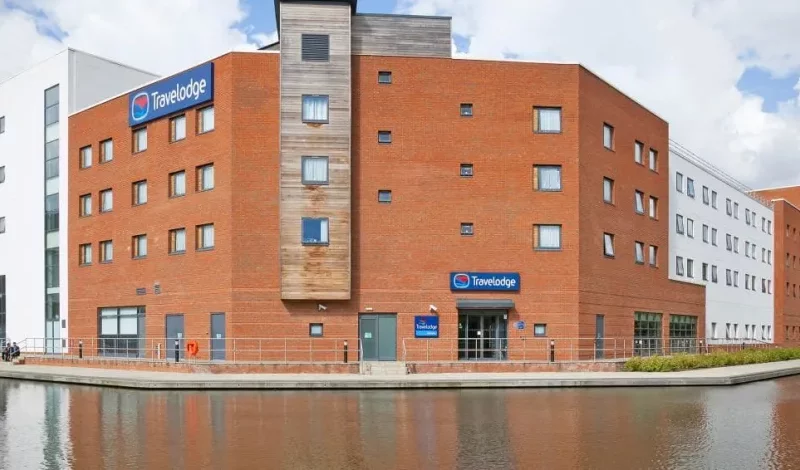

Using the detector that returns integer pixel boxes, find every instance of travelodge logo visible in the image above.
[449,272,521,291]
[452,273,471,289]
[131,92,150,122]
[127,62,214,127]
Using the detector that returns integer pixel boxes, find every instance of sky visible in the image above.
[2,0,800,189]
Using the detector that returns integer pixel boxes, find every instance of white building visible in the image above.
[669,143,775,343]
[0,49,157,348]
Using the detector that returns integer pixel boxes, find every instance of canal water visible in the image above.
[0,377,798,470]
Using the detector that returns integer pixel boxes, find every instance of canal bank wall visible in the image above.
[2,360,800,390]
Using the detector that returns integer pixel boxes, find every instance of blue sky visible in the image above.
[244,0,397,33]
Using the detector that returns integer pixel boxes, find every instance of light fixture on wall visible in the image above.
[429,305,438,313]
[364,307,373,312]
[318,304,327,311]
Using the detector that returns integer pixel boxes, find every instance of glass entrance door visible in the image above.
[458,310,508,360]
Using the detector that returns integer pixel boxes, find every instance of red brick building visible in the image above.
[68,0,704,364]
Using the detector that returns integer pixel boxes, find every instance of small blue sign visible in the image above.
[450,272,520,291]
[414,316,439,338]
[515,321,526,330]
[128,63,214,126]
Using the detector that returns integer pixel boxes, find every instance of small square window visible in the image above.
[169,228,187,254]
[533,324,547,337]
[603,123,614,149]
[100,139,113,163]
[309,323,324,337]
[534,107,562,133]
[132,234,147,259]
[100,240,113,263]
[302,218,329,245]
[460,164,474,177]
[461,223,474,236]
[378,71,392,84]
[603,233,615,257]
[80,146,92,169]
[302,95,329,123]
[649,149,658,171]
[198,106,215,134]
[133,180,147,206]
[634,141,644,164]
[378,190,392,203]
[196,224,215,250]
[197,163,215,192]
[170,115,186,142]
[79,243,92,265]
[378,131,392,144]
[302,34,330,62]
[100,189,113,213]
[535,165,562,191]
[534,224,561,250]
[79,194,92,217]
[603,177,614,204]
[170,170,186,197]
[460,103,473,117]
[635,241,644,264]
[133,127,147,153]
[302,156,329,185]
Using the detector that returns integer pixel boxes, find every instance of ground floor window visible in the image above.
[669,315,698,353]
[98,306,145,357]
[634,311,662,356]
[457,310,508,360]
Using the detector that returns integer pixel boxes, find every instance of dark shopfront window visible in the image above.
[98,307,145,358]
[634,311,663,356]
[669,315,698,354]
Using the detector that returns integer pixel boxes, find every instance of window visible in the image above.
[762,217,766,232]
[535,165,562,191]
[634,141,644,164]
[309,323,324,337]
[687,218,694,238]
[378,190,392,203]
[461,223,474,236]
[726,269,732,286]
[669,316,698,353]
[100,139,113,163]
[98,307,145,358]
[302,95,329,123]
[460,103,473,117]
[301,33,330,61]
[745,209,751,225]
[300,156,329,185]
[79,194,92,217]
[676,215,685,234]
[725,323,731,340]
[534,107,562,133]
[635,241,644,264]
[649,149,658,171]
[649,245,658,267]
[603,177,614,204]
[712,228,718,246]
[769,280,772,293]
[726,198,732,216]
[45,194,58,232]
[751,275,756,291]
[768,250,772,265]
[460,164,474,177]
[0,116,4,133]
[726,234,732,251]
[752,211,757,227]
[0,217,5,234]
[702,263,708,281]
[133,127,147,153]
[198,106,215,133]
[79,243,92,265]
[133,180,147,205]
[634,190,645,214]
[687,259,694,278]
[100,240,113,263]
[0,166,4,184]
[169,228,186,254]
[169,171,186,197]
[702,186,709,205]
[100,189,113,213]
[196,224,215,250]
[762,248,766,263]
[132,235,147,259]
[603,233,615,257]
[712,265,718,283]
[170,114,186,142]
[734,202,739,219]
[302,218,329,245]
[378,131,392,144]
[745,274,750,290]
[378,71,392,84]
[634,312,662,356]
[534,224,561,250]
[676,256,684,276]
[768,220,772,234]
[603,123,614,149]
[196,164,214,191]
[711,322,717,340]
[687,178,695,198]
[534,324,547,337]
[702,225,709,243]
[734,236,739,253]
[751,243,756,258]
[734,271,739,287]
[712,191,718,209]
[745,241,750,258]
[80,146,92,169]
[762,278,767,293]
[676,172,684,192]
[649,196,658,219]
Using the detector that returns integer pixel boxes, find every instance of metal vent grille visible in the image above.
[302,34,330,62]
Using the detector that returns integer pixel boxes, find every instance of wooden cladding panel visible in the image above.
[352,15,451,58]
[280,2,352,300]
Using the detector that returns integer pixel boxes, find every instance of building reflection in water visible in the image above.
[0,377,799,469]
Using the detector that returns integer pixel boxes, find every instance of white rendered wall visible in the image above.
[669,151,775,342]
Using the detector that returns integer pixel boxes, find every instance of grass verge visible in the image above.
[623,348,800,372]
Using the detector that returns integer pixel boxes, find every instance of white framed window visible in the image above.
[603,177,614,203]
[302,218,329,245]
[635,241,644,264]
[0,217,5,234]
[196,224,215,250]
[745,274,751,290]
[603,233,615,257]
[100,189,113,213]
[535,107,562,133]
[634,141,644,164]
[132,234,147,259]
[80,146,92,169]
[302,95,329,123]
[170,114,186,142]
[734,236,739,253]
[734,202,739,219]
[676,256,684,276]
[534,324,547,337]
[302,156,329,185]
[170,228,186,254]
[310,323,324,337]
[535,165,562,191]
[198,106,215,133]
[535,224,561,250]
[726,269,732,286]
[603,123,614,149]
[745,241,750,258]
[79,243,92,265]
[649,196,658,219]
[133,180,147,205]
[768,220,772,234]
[734,271,739,287]
[197,164,215,191]
[635,190,644,214]
[676,172,684,192]
[133,127,147,153]
[702,263,708,281]
[170,170,186,197]
[0,116,4,134]
[100,139,113,163]
[80,194,92,217]
[726,233,732,251]
[0,166,4,184]
[745,209,751,225]
[676,215,685,234]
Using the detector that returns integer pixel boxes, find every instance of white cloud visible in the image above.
[398,0,800,188]
[0,0,267,80]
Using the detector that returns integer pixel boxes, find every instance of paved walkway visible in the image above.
[1,360,800,390]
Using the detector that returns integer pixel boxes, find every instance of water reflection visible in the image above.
[0,377,798,469]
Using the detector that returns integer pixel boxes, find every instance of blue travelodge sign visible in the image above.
[128,63,214,126]
[450,272,520,291]
[414,316,440,338]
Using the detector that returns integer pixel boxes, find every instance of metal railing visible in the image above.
[17,337,361,364]
[401,337,779,363]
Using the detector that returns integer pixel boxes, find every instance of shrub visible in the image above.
[623,348,800,372]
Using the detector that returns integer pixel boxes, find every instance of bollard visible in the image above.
[78,341,83,359]
[699,340,704,355]
[174,339,180,363]
[549,340,555,363]
[344,340,349,364]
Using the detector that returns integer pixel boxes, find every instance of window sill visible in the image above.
[604,146,615,152]
[534,247,562,252]
[79,214,92,218]
[79,166,92,170]
[197,188,215,193]
[170,137,186,144]
[79,263,92,267]
[378,141,393,145]
[196,247,215,252]
[303,243,330,247]
[100,159,113,165]
[635,261,645,265]
[133,150,147,155]
[635,161,644,166]
[132,256,147,260]
[303,181,329,186]
[537,189,563,193]
[197,128,215,136]
[534,130,562,135]
[303,120,329,125]
[460,234,474,237]
[100,261,113,264]
[169,251,186,256]
[100,210,112,214]
[604,201,614,206]
[649,265,658,269]
[533,334,548,338]
[133,202,147,207]
[170,194,186,199]
[635,211,645,216]
[604,254,615,259]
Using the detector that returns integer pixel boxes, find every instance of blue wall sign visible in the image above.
[450,272,521,291]
[128,63,214,126]
[414,316,439,338]
[515,321,526,330]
